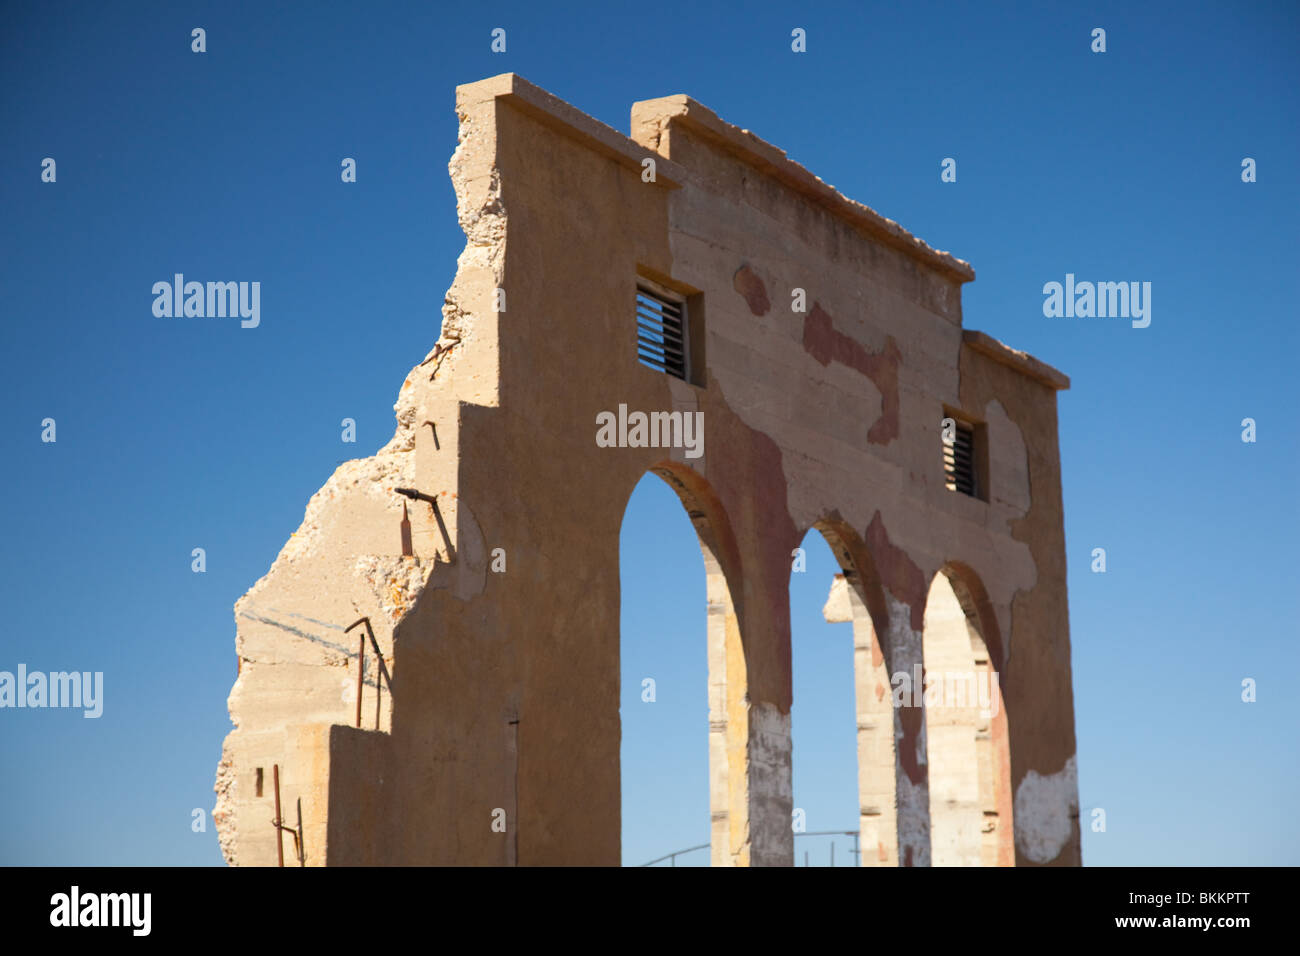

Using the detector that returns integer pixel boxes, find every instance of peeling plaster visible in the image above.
[748,700,793,865]
[352,555,433,625]
[866,512,927,633]
[733,264,771,316]
[1013,755,1078,864]
[802,303,901,445]
[885,593,930,866]
[984,399,1031,518]
[978,399,1037,663]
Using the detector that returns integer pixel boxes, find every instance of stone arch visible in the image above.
[802,517,899,866]
[622,461,756,866]
[942,561,1005,674]
[922,565,1013,866]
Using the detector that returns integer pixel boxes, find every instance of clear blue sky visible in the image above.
[1,1,1295,866]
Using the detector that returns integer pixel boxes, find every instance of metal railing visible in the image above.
[639,843,710,867]
[798,829,860,866]
[639,830,861,867]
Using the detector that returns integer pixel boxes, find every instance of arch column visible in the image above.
[846,585,899,866]
[704,535,793,868]
[810,519,905,867]
[704,540,751,865]
[885,593,932,867]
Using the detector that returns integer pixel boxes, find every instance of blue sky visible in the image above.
[1,0,1296,866]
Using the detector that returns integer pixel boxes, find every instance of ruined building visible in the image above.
[215,74,1080,866]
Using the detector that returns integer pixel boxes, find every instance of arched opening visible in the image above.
[789,530,858,865]
[792,520,898,866]
[618,465,746,866]
[922,567,1013,866]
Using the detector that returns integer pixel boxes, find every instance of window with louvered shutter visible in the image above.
[636,283,689,382]
[944,419,979,498]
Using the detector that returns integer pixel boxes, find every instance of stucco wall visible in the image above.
[215,73,1079,867]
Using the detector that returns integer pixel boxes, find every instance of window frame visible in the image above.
[942,409,988,501]
[635,277,692,383]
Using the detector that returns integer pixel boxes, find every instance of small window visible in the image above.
[636,281,690,382]
[943,417,981,498]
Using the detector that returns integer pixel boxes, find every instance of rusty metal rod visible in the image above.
[350,618,393,691]
[296,797,306,867]
[394,485,458,564]
[368,631,392,690]
[346,617,393,731]
[355,633,364,728]
[393,486,437,506]
[273,764,284,867]
[394,487,456,561]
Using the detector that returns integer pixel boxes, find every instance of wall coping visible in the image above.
[963,330,1070,391]
[632,93,976,284]
[457,72,686,189]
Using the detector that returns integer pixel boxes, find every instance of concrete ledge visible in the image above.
[458,73,686,188]
[962,330,1070,391]
[632,93,976,284]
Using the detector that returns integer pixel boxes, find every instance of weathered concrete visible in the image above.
[215,73,1080,866]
